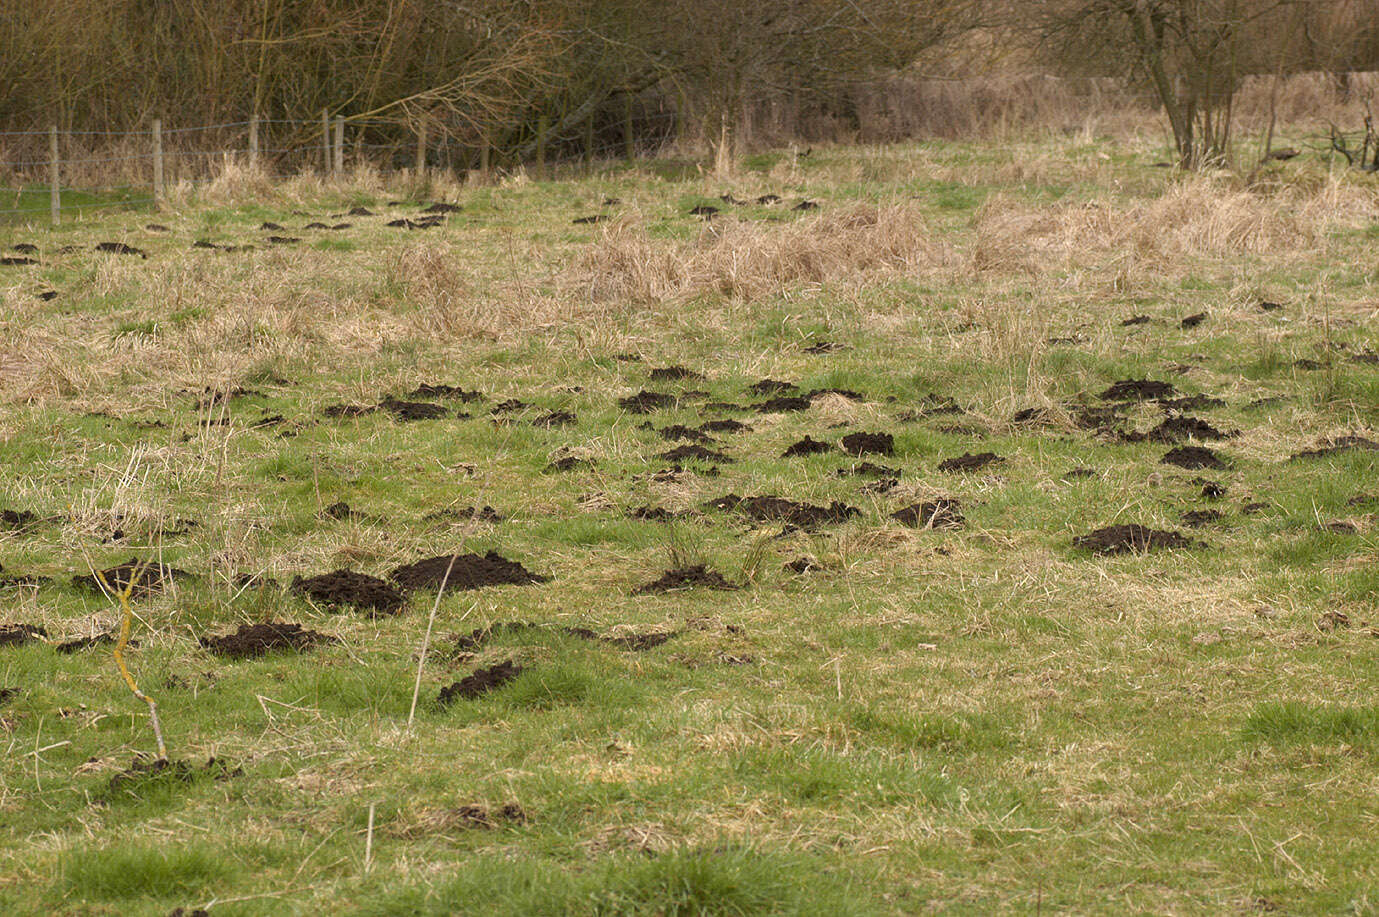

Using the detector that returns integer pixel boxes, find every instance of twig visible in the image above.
[405,553,458,734]
[364,802,376,874]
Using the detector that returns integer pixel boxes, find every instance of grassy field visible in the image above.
[1,134,1378,915]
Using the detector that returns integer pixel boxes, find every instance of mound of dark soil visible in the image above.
[1073,525,1200,554]
[347,206,374,216]
[1160,394,1226,411]
[1147,416,1230,442]
[837,461,901,479]
[658,424,712,443]
[619,391,675,413]
[660,444,732,464]
[0,624,46,648]
[380,397,448,421]
[266,236,300,245]
[891,499,964,529]
[604,631,676,650]
[490,398,531,414]
[793,199,820,211]
[1180,312,1207,328]
[782,436,834,458]
[0,509,39,530]
[438,660,523,704]
[423,202,462,213]
[1181,510,1224,527]
[1121,315,1151,326]
[95,242,146,258]
[689,205,719,216]
[321,501,366,521]
[938,452,1005,473]
[633,565,736,595]
[0,687,17,704]
[840,432,894,456]
[389,551,549,592]
[322,403,378,418]
[37,290,57,301]
[1100,379,1176,401]
[572,215,606,225]
[804,341,845,354]
[0,563,50,587]
[545,456,592,472]
[259,221,284,230]
[754,396,812,413]
[304,222,328,230]
[700,419,751,434]
[0,256,37,266]
[1063,467,1098,479]
[807,387,865,402]
[72,559,192,596]
[11,243,38,253]
[706,494,858,528]
[757,194,781,204]
[1200,481,1226,498]
[650,366,704,382]
[532,410,576,428]
[628,505,682,522]
[1290,436,1379,460]
[748,379,798,396]
[408,384,484,402]
[785,557,820,573]
[290,570,405,615]
[1161,446,1228,470]
[199,623,333,658]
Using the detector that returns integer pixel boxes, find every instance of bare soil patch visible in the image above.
[1073,525,1200,554]
[199,623,334,659]
[290,570,406,615]
[388,551,549,591]
[438,660,523,704]
[633,565,736,594]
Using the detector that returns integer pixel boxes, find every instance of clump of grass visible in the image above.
[59,841,231,900]
[1243,702,1379,746]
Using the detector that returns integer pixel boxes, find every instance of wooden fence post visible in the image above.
[321,109,330,173]
[49,126,59,226]
[249,114,259,169]
[415,121,427,176]
[333,115,344,175]
[152,118,164,205]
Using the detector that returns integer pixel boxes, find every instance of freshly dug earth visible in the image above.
[1161,446,1228,470]
[660,444,733,464]
[706,494,858,527]
[199,623,333,659]
[891,499,965,529]
[840,432,894,456]
[1073,525,1201,554]
[1146,416,1230,442]
[438,660,523,704]
[1101,379,1177,401]
[290,570,406,615]
[938,452,1004,473]
[388,551,549,591]
[782,436,834,458]
[619,391,675,413]
[72,558,192,596]
[380,398,448,421]
[633,565,736,594]
[0,624,46,648]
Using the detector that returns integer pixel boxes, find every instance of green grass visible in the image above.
[0,133,1377,914]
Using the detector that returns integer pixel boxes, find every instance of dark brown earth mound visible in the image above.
[619,391,676,413]
[408,384,484,402]
[650,366,705,382]
[0,687,16,704]
[700,419,751,434]
[749,379,798,396]
[290,570,405,615]
[0,624,46,648]
[322,403,378,418]
[0,509,39,529]
[891,499,964,529]
[938,452,1005,473]
[95,242,147,258]
[604,631,676,650]
[1181,312,1207,328]
[321,501,367,522]
[199,623,333,658]
[0,563,49,587]
[628,505,682,522]
[1101,379,1176,401]
[1181,510,1224,527]
[11,243,38,253]
[1147,416,1230,442]
[1161,446,1228,470]
[658,424,712,443]
[1073,524,1200,554]
[72,559,192,596]
[660,444,732,464]
[754,396,812,413]
[1164,394,1225,410]
[545,456,593,472]
[389,551,549,592]
[1121,315,1151,326]
[380,397,448,421]
[1290,436,1379,460]
[840,432,894,456]
[782,436,834,458]
[490,398,531,414]
[423,202,462,213]
[266,236,300,245]
[838,461,901,479]
[807,387,865,402]
[438,660,523,704]
[706,494,858,528]
[532,410,576,428]
[633,565,736,595]
[0,256,37,265]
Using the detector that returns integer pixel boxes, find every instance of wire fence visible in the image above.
[0,109,683,223]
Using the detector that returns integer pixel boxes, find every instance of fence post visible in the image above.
[49,125,60,227]
[249,113,259,170]
[333,115,344,175]
[415,121,426,176]
[535,114,548,181]
[623,94,635,163]
[321,109,330,173]
[152,118,164,206]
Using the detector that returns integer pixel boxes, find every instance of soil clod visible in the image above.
[72,558,192,596]
[660,444,732,464]
[706,494,858,528]
[1073,524,1200,554]
[840,432,894,456]
[389,551,549,592]
[0,624,46,648]
[782,436,834,458]
[438,660,523,704]
[619,390,676,413]
[633,565,736,595]
[380,397,448,421]
[1101,379,1176,401]
[290,570,405,615]
[891,499,964,529]
[938,452,1005,473]
[1161,446,1228,470]
[199,623,333,658]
